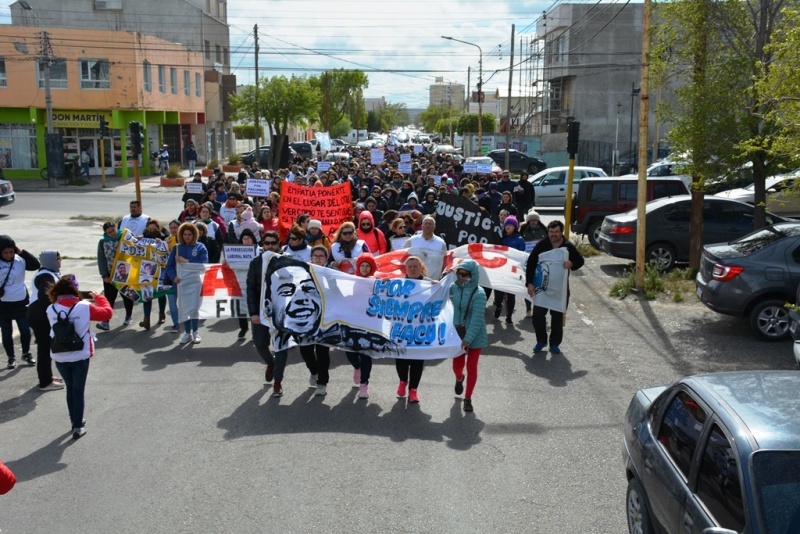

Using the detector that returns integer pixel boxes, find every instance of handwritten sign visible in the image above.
[223,244,258,264]
[400,153,411,163]
[317,161,331,172]
[186,182,204,194]
[246,179,271,197]
[398,162,412,174]
[477,163,494,174]
[278,181,352,241]
[463,162,478,174]
[371,148,384,165]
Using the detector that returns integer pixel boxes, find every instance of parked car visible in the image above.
[571,176,688,248]
[715,172,800,216]
[598,195,790,271]
[696,221,800,340]
[465,156,502,175]
[789,283,800,365]
[0,176,14,208]
[486,149,546,174]
[240,146,270,167]
[330,138,348,149]
[433,144,460,154]
[325,151,351,163]
[289,142,314,160]
[619,160,691,189]
[623,371,800,534]
[528,166,607,207]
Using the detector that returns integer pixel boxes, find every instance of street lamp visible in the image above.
[21,1,56,188]
[442,36,482,156]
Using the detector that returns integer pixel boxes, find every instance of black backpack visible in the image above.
[51,303,85,353]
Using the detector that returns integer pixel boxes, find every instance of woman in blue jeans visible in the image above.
[0,235,40,370]
[47,275,113,439]
[165,222,208,344]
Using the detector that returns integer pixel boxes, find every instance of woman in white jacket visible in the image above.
[46,276,113,439]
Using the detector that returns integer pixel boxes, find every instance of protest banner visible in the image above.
[399,153,411,163]
[529,247,569,312]
[434,193,502,247]
[246,178,270,197]
[223,244,257,264]
[390,236,409,250]
[278,181,352,241]
[259,253,462,359]
[398,162,412,175]
[442,244,532,302]
[477,163,493,174]
[371,148,384,165]
[177,262,251,321]
[413,144,423,154]
[373,247,447,280]
[186,182,204,195]
[315,131,332,151]
[463,162,478,174]
[111,229,171,303]
[316,161,331,172]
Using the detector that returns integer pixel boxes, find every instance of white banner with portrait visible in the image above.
[259,253,462,360]
[529,247,569,313]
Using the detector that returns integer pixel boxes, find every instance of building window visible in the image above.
[0,124,38,169]
[184,70,190,96]
[205,40,210,59]
[215,44,221,63]
[143,60,151,92]
[195,73,202,97]
[554,35,565,63]
[80,59,110,89]
[550,82,562,111]
[37,58,68,89]
[170,67,177,94]
[223,47,229,66]
[158,65,166,93]
[0,58,6,87]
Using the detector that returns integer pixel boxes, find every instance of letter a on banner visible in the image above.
[201,265,243,297]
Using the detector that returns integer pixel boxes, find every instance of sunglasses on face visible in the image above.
[263,241,278,246]
[341,231,354,236]
[290,235,302,241]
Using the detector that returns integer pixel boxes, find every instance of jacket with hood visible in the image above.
[355,253,377,278]
[29,250,59,308]
[0,235,40,308]
[398,192,423,214]
[357,211,388,255]
[449,259,487,349]
[228,208,262,244]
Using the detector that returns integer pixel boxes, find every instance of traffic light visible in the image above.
[99,116,108,138]
[129,121,142,155]
[567,121,580,157]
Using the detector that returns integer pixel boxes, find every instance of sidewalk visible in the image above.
[10,169,194,194]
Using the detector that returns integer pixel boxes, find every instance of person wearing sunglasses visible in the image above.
[281,225,312,263]
[246,231,282,385]
[357,211,388,255]
[450,259,487,413]
[329,222,369,275]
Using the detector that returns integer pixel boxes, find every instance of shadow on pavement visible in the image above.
[0,385,40,424]
[3,432,75,482]
[217,385,488,451]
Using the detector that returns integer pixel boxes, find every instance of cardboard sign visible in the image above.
[477,163,493,174]
[223,244,258,264]
[400,153,411,163]
[186,182,204,194]
[398,162,412,175]
[246,178,271,197]
[413,144,423,154]
[317,161,331,172]
[463,162,478,174]
[371,148,384,165]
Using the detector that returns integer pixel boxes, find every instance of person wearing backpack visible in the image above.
[46,275,113,440]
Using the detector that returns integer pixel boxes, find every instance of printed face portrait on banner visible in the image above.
[114,262,130,283]
[264,256,323,336]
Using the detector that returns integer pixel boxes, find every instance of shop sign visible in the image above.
[52,110,112,128]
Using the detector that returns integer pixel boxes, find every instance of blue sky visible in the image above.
[0,0,554,109]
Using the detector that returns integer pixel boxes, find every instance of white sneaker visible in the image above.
[315,384,327,396]
[192,331,201,344]
[39,381,65,391]
[309,374,317,387]
[179,332,192,344]
[123,316,132,326]
[358,383,369,399]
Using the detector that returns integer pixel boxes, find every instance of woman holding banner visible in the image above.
[166,223,209,344]
[96,222,134,331]
[138,219,168,331]
[450,259,487,413]
[395,256,429,404]
[329,222,369,275]
[347,253,378,399]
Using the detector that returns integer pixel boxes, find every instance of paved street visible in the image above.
[1,185,794,533]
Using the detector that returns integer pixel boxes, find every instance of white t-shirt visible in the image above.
[119,214,150,236]
[404,233,447,253]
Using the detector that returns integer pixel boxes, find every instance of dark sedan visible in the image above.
[696,222,800,341]
[624,371,800,534]
[597,195,790,271]
[0,177,14,207]
[240,146,270,167]
[486,149,546,174]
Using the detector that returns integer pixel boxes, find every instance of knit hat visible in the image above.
[241,208,254,221]
[308,219,322,230]
[526,210,541,223]
[504,215,519,229]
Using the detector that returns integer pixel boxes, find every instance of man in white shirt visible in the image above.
[404,215,447,277]
[119,200,150,236]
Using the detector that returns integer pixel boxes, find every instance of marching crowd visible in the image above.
[0,143,584,442]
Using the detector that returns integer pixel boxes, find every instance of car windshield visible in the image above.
[743,176,786,192]
[728,224,800,255]
[752,450,800,533]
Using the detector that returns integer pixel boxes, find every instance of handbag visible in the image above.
[455,287,477,340]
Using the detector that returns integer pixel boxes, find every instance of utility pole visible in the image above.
[254,24,259,151]
[504,24,515,171]
[324,72,329,132]
[635,0,652,291]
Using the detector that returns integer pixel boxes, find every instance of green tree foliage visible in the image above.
[232,125,264,140]
[652,0,790,236]
[330,116,352,140]
[456,113,496,136]
[229,75,320,169]
[419,105,448,133]
[367,102,409,132]
[310,69,369,131]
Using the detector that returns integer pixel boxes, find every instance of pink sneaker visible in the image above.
[397,381,407,397]
[358,383,369,399]
[353,368,361,386]
[409,388,419,403]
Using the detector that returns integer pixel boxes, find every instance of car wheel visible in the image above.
[528,163,540,173]
[646,243,676,271]
[626,477,654,534]
[749,298,791,341]
[588,221,602,249]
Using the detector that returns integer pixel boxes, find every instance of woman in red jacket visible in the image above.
[357,211,388,255]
